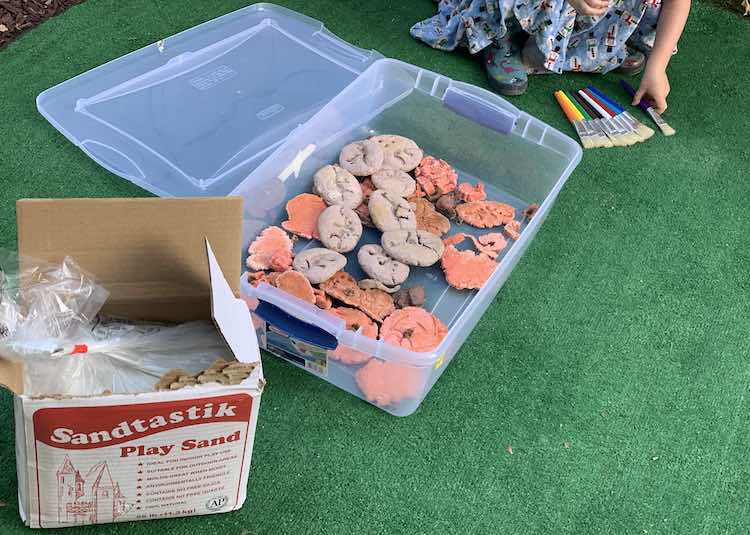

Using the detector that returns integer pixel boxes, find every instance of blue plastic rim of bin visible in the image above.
[36,3,382,197]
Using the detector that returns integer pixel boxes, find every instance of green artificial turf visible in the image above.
[1,1,749,533]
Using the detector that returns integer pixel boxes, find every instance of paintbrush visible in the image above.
[586,85,655,141]
[571,92,621,148]
[575,90,629,147]
[619,79,676,136]
[578,89,639,146]
[554,90,594,149]
[581,88,642,145]
[564,91,612,148]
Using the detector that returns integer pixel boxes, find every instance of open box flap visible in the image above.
[206,240,260,364]
[16,197,242,322]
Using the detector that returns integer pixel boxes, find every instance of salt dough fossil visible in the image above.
[504,220,521,241]
[274,270,316,304]
[381,229,444,267]
[357,244,410,287]
[392,285,426,309]
[414,156,458,196]
[293,247,347,284]
[355,358,423,407]
[358,279,401,293]
[371,167,416,197]
[413,197,451,236]
[319,271,395,322]
[440,244,497,290]
[339,139,384,176]
[317,205,363,253]
[246,226,293,272]
[370,135,423,172]
[368,189,417,232]
[313,164,363,208]
[456,182,487,202]
[379,306,448,352]
[327,307,378,365]
[456,201,516,228]
[281,193,327,239]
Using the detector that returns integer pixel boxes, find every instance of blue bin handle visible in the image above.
[442,84,519,135]
[253,299,339,350]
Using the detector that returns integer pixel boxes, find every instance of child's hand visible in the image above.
[632,64,670,114]
[568,0,609,16]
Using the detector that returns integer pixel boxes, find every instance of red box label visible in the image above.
[27,393,254,528]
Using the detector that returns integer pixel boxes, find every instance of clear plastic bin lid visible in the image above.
[37,3,381,197]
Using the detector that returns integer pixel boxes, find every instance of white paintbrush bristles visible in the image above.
[623,111,655,140]
[645,107,675,136]
[572,121,594,149]
[578,90,665,147]
[659,123,676,136]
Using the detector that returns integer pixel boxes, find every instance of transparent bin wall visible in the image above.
[242,289,433,417]
[236,59,581,416]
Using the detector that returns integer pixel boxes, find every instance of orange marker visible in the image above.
[554,91,591,148]
[555,91,584,123]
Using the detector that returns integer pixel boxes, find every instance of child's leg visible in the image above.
[627,0,668,55]
[620,1,670,75]
[483,17,531,96]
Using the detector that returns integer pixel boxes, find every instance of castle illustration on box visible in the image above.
[57,456,129,524]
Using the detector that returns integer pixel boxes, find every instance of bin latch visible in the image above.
[442,87,518,135]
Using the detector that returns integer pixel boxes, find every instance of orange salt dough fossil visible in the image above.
[249,270,318,305]
[504,219,521,241]
[247,270,283,288]
[355,359,424,407]
[441,244,497,290]
[407,182,428,203]
[274,270,316,304]
[327,307,378,365]
[281,193,327,240]
[358,287,396,323]
[455,201,516,228]
[443,233,467,247]
[476,233,507,257]
[379,306,448,353]
[413,198,451,236]
[318,271,394,322]
[319,271,362,308]
[246,226,294,272]
[414,156,458,196]
[313,288,332,310]
[441,232,507,259]
[457,182,487,203]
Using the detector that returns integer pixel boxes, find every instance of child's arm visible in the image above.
[632,0,691,113]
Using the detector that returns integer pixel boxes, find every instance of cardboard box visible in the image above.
[0,198,264,529]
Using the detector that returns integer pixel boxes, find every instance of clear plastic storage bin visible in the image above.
[37,4,581,416]
[236,58,581,415]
